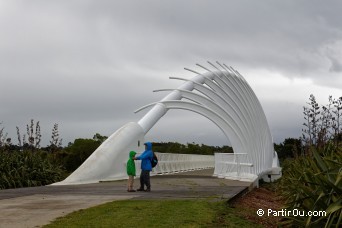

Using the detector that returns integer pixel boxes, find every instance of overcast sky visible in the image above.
[1,0,341,147]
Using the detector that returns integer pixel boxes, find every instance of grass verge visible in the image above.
[43,199,262,228]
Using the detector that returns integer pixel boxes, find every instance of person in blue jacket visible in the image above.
[134,142,153,192]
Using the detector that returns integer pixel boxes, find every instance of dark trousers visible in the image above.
[140,170,151,190]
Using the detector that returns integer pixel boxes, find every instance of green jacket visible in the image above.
[126,151,137,176]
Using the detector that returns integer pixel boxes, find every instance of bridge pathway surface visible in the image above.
[0,169,251,228]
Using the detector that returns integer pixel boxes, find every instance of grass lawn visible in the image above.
[43,199,262,228]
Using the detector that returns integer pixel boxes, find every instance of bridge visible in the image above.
[53,61,281,186]
[0,169,251,227]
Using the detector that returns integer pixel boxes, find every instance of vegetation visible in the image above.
[0,150,66,189]
[1,119,101,189]
[279,144,341,227]
[49,123,63,153]
[1,120,66,189]
[277,95,342,227]
[153,142,233,155]
[275,95,341,161]
[43,200,260,228]
[274,137,301,161]
[301,95,341,153]
[56,138,102,172]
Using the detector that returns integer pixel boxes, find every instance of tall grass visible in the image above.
[279,143,341,227]
[0,150,66,189]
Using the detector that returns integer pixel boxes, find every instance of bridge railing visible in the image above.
[134,152,215,176]
[213,153,257,181]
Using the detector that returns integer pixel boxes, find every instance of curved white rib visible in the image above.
[54,62,278,185]
[136,100,247,155]
[153,89,249,148]
[136,63,275,178]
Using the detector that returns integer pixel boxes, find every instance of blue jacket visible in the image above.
[136,142,153,171]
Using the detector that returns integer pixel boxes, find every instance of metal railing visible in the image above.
[134,152,215,176]
[213,153,256,181]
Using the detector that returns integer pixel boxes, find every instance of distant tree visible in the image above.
[49,123,62,153]
[317,96,333,149]
[22,134,26,148]
[93,133,108,143]
[16,126,22,149]
[302,94,320,149]
[331,96,342,146]
[35,121,41,149]
[275,138,301,160]
[302,106,311,150]
[152,141,231,155]
[186,143,201,154]
[216,145,234,153]
[0,122,7,149]
[0,122,12,151]
[24,119,41,151]
[302,95,341,156]
[26,119,34,148]
[63,138,102,172]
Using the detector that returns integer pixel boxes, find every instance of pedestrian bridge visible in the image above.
[53,62,281,186]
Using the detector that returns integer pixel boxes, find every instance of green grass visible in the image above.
[43,199,261,228]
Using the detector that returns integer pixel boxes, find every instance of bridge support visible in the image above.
[54,62,281,185]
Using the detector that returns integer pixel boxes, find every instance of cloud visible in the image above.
[0,0,342,146]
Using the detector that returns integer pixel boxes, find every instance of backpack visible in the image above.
[151,153,158,168]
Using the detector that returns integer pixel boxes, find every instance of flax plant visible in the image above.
[0,150,65,189]
[279,143,341,227]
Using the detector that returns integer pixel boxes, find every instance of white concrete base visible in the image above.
[261,167,282,183]
[53,122,145,185]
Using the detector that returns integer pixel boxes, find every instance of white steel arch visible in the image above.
[54,62,281,185]
[135,100,247,156]
[135,63,276,180]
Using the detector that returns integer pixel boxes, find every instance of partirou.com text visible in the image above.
[256,208,326,217]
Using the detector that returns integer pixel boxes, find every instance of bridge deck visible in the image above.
[0,169,251,228]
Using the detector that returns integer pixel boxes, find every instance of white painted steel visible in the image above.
[130,153,215,176]
[136,100,247,157]
[53,122,145,185]
[136,62,279,181]
[54,62,280,185]
[213,153,256,181]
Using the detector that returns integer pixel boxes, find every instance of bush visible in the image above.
[279,143,341,227]
[0,150,66,189]
[152,142,233,155]
[60,138,102,172]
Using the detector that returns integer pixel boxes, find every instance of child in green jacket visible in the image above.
[126,151,137,192]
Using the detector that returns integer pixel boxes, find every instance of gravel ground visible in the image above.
[232,186,284,228]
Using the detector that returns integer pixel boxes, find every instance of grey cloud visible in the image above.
[329,59,342,73]
[1,0,342,146]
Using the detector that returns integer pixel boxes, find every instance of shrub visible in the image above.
[0,150,66,189]
[279,143,341,227]
[60,138,102,172]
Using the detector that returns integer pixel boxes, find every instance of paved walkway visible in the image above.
[0,169,251,228]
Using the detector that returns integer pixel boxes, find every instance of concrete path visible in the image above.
[0,169,251,228]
